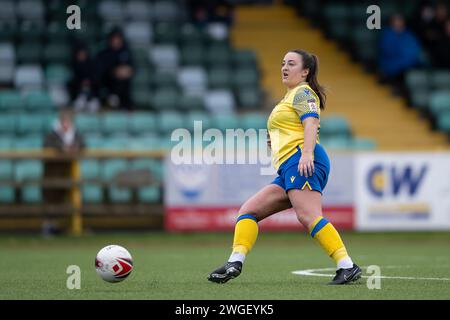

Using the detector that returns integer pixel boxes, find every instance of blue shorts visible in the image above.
[271,144,330,194]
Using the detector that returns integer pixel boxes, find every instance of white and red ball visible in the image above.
[95,245,133,283]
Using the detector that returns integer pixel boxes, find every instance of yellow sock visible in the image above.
[309,216,351,266]
[232,214,259,255]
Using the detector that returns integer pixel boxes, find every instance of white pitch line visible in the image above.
[292,266,450,281]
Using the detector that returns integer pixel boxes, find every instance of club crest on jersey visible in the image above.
[303,88,310,95]
[307,99,318,112]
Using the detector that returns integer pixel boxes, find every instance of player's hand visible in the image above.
[298,152,314,177]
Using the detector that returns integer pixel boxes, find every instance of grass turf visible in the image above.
[0,231,449,300]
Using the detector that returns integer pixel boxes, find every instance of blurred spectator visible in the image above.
[96,28,134,110]
[43,109,85,236]
[412,0,438,47]
[188,0,234,27]
[379,14,422,93]
[44,108,85,153]
[433,19,450,68]
[69,45,100,112]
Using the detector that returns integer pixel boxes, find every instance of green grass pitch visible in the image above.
[1,231,449,300]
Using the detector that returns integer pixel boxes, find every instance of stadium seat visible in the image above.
[437,112,450,133]
[43,42,71,64]
[240,113,268,130]
[124,21,153,48]
[101,112,129,135]
[75,113,101,134]
[0,20,17,43]
[206,22,229,43]
[237,87,261,109]
[0,90,24,111]
[410,90,429,110]
[152,87,180,110]
[16,42,43,64]
[98,0,125,22]
[152,1,179,22]
[17,0,45,21]
[232,49,257,68]
[430,71,450,90]
[46,21,70,41]
[45,64,71,86]
[320,116,352,138]
[154,22,179,44]
[24,91,54,111]
[185,111,211,132]
[429,92,450,115]
[204,90,236,114]
[102,159,132,203]
[153,71,178,89]
[84,133,104,149]
[157,111,185,134]
[0,64,15,84]
[48,85,70,108]
[15,114,46,135]
[149,45,179,73]
[80,159,103,203]
[180,44,205,66]
[100,135,130,150]
[15,160,43,182]
[128,134,162,151]
[0,160,14,202]
[0,112,16,134]
[132,87,152,109]
[13,135,43,150]
[14,65,44,91]
[208,68,232,89]
[128,112,157,135]
[406,70,429,90]
[18,20,45,42]
[233,68,259,88]
[0,186,15,203]
[178,67,208,95]
[21,186,42,203]
[82,185,103,203]
[0,1,15,21]
[137,186,160,203]
[0,134,14,148]
[211,114,240,131]
[206,44,231,66]
[350,137,377,150]
[178,95,205,111]
[125,0,152,21]
[179,24,205,45]
[0,43,15,64]
[320,136,350,150]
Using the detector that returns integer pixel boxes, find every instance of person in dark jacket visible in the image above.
[96,28,134,110]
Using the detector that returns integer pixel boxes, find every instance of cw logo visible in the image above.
[367,164,427,198]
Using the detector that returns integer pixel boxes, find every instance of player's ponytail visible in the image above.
[290,50,327,110]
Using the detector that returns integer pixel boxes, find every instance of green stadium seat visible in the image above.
[17,42,43,64]
[15,114,46,135]
[208,68,232,89]
[324,3,350,20]
[154,22,179,44]
[24,91,54,111]
[437,112,450,133]
[153,72,178,89]
[128,134,162,151]
[320,116,352,138]
[0,21,17,42]
[152,88,180,110]
[102,159,132,203]
[101,112,129,135]
[80,159,100,179]
[232,49,257,68]
[45,64,72,86]
[137,186,160,203]
[132,48,152,68]
[320,136,350,150]
[410,90,429,110]
[430,71,450,90]
[0,91,24,111]
[43,42,72,64]
[75,113,101,133]
[210,114,240,131]
[206,44,231,66]
[46,21,70,41]
[185,111,211,132]
[232,68,259,88]
[13,135,43,150]
[84,133,103,149]
[132,87,152,109]
[133,71,152,88]
[240,113,268,130]
[129,112,157,135]
[0,159,13,179]
[100,135,130,150]
[157,111,185,134]
[0,114,16,134]
[237,87,261,109]
[350,137,377,150]
[0,134,13,150]
[429,92,450,115]
[179,24,205,45]
[178,95,205,111]
[180,45,205,66]
[82,185,103,203]
[406,70,429,90]
[15,160,43,182]
[0,186,14,203]
[131,158,163,183]
[21,186,42,203]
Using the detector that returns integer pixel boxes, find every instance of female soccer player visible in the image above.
[208,50,361,285]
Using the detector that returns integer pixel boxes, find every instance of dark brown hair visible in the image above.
[289,50,326,110]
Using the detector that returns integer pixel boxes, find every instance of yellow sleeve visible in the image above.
[291,87,320,121]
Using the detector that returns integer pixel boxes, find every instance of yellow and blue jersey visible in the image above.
[267,81,321,170]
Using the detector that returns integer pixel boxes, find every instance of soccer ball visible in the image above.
[95,245,133,283]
